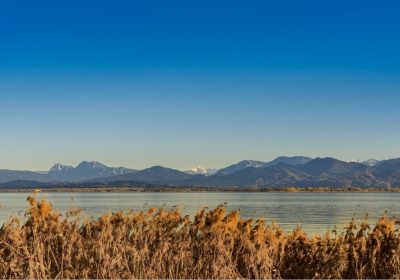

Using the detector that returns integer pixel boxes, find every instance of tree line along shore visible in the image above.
[0,186,400,193]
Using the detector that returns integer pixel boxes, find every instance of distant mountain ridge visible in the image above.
[217,156,312,175]
[262,156,312,168]
[94,166,194,185]
[299,157,365,177]
[47,161,136,182]
[1,157,400,189]
[0,161,136,183]
[217,160,265,175]
[0,170,52,184]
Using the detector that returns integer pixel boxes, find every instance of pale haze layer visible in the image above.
[0,1,399,171]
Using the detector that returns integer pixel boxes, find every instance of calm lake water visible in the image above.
[0,192,399,235]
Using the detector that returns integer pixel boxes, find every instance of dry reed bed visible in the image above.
[0,196,399,279]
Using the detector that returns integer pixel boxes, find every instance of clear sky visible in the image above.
[0,0,399,171]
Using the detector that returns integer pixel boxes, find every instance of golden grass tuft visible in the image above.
[0,196,399,279]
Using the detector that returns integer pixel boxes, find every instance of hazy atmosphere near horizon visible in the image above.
[1,0,400,171]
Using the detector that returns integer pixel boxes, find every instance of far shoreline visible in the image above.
[0,186,399,193]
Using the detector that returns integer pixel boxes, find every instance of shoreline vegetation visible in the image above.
[0,186,400,193]
[0,195,399,279]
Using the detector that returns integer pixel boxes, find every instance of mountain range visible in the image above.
[0,161,135,184]
[1,156,400,189]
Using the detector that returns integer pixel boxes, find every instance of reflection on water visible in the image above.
[0,192,399,234]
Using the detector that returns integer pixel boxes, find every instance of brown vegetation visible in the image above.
[0,196,399,279]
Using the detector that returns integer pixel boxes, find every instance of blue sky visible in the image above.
[0,0,399,170]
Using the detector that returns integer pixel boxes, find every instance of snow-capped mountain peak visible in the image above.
[186,165,218,176]
[191,165,208,174]
[362,159,380,166]
[49,163,73,172]
[351,159,380,166]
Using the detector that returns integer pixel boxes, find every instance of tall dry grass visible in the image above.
[0,195,399,279]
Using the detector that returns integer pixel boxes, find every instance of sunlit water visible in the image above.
[0,192,399,235]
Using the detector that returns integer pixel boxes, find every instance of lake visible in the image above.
[0,192,399,235]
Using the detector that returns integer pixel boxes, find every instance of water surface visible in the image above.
[0,192,399,234]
